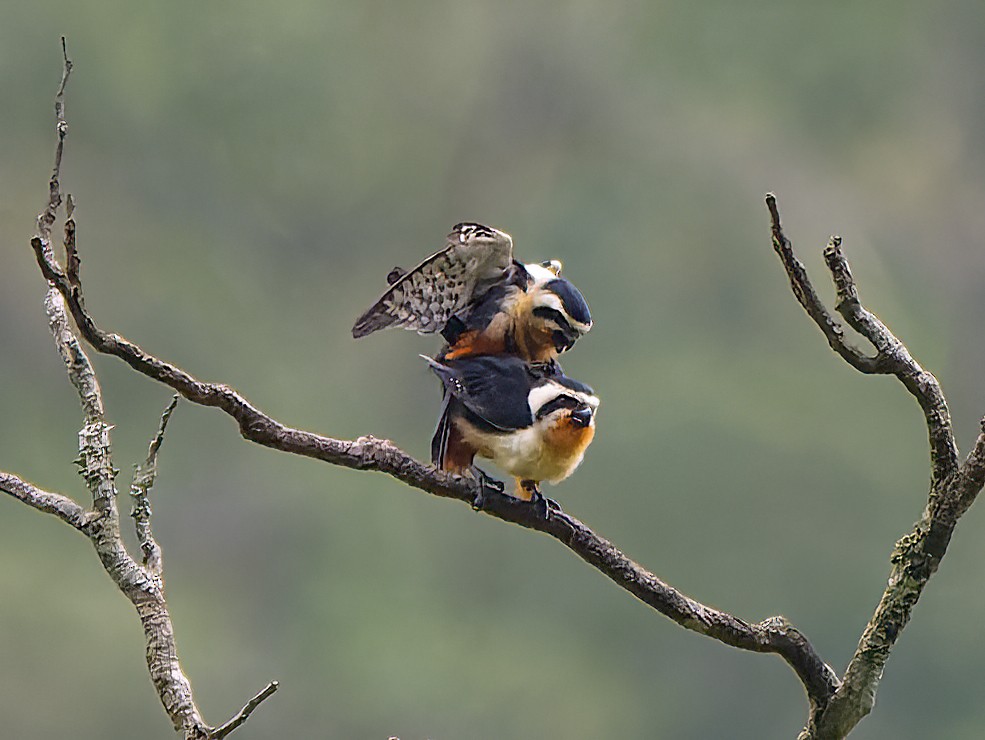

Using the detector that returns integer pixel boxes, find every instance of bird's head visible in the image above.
[522,263,593,355]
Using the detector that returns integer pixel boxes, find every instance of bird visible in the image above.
[423,353,599,515]
[351,222,592,364]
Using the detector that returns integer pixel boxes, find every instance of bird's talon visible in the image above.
[470,467,504,511]
[531,492,550,520]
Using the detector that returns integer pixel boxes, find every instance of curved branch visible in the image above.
[768,194,958,485]
[30,216,839,712]
[766,194,879,374]
[821,239,958,485]
[0,471,89,531]
[768,194,983,739]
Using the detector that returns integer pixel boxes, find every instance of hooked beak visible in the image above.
[570,407,593,428]
[552,329,577,353]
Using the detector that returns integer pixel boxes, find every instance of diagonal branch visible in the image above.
[768,194,983,740]
[212,682,281,740]
[0,470,89,531]
[30,206,840,713]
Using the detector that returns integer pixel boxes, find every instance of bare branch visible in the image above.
[212,682,280,740]
[130,395,179,575]
[766,193,879,374]
[767,195,985,739]
[36,35,73,255]
[15,39,276,739]
[0,470,89,531]
[32,223,840,712]
[821,238,959,484]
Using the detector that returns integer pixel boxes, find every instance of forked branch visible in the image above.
[0,38,277,740]
[768,194,985,739]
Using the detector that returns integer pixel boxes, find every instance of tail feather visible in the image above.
[430,389,452,468]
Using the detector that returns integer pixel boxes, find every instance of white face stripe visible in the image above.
[527,383,561,416]
[527,381,600,417]
[531,291,564,312]
[522,262,557,286]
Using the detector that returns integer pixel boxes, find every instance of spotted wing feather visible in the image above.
[352,223,514,338]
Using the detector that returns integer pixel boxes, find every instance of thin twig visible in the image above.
[130,395,179,575]
[212,682,280,740]
[766,194,879,374]
[37,35,73,252]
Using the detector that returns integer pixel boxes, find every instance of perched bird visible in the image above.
[424,353,599,514]
[352,222,592,363]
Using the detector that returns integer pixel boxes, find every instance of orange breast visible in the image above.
[542,418,596,470]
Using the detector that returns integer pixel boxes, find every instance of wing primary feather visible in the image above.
[352,224,514,339]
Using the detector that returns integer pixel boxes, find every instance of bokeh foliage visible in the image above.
[3,2,985,738]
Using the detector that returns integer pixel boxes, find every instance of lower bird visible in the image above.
[424,354,599,516]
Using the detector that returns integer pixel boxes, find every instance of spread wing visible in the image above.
[424,355,533,431]
[352,223,514,338]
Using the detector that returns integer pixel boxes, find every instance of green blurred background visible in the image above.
[3,2,985,738]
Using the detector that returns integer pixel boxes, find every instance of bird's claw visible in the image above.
[470,467,504,511]
[518,480,559,520]
[530,490,561,520]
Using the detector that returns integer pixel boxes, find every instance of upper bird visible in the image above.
[351,222,592,363]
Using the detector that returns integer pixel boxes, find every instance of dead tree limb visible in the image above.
[768,193,985,739]
[0,39,277,740]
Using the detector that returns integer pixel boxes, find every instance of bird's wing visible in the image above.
[424,355,533,431]
[352,223,514,338]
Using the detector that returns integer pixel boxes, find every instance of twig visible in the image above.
[768,195,958,485]
[766,194,878,374]
[130,395,179,575]
[36,35,73,254]
[821,237,958,485]
[212,682,280,740]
